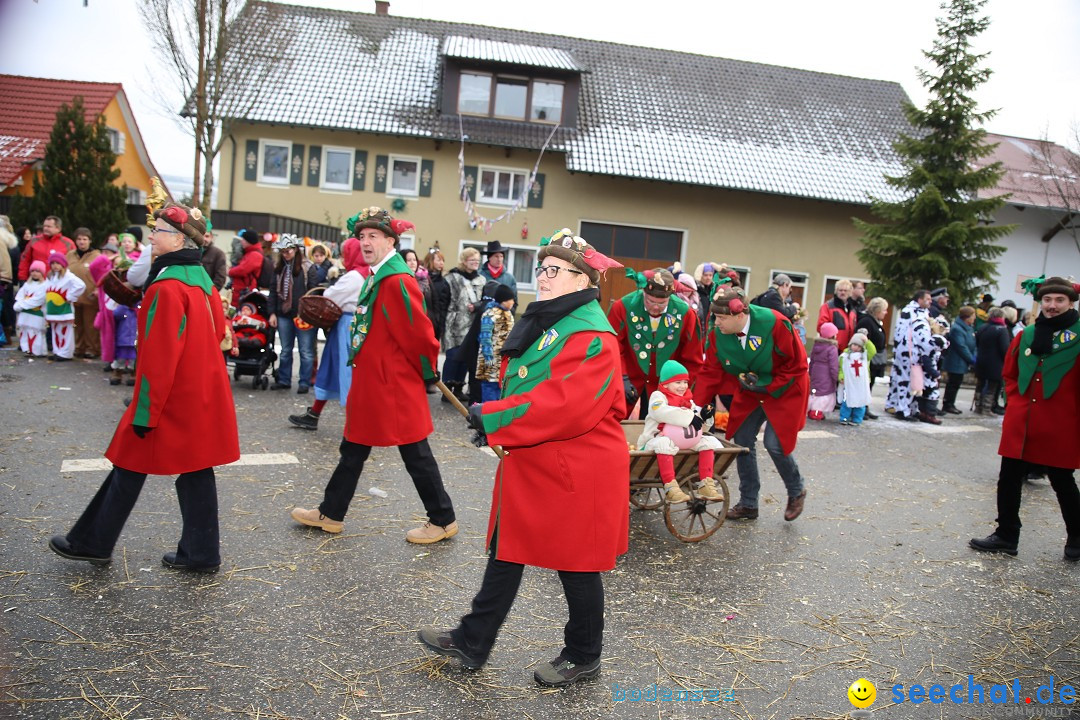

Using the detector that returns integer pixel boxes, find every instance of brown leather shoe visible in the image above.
[290,507,343,533]
[406,520,459,544]
[784,491,806,521]
[726,504,758,520]
[918,412,942,425]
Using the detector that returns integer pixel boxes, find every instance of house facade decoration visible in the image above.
[216,1,919,314]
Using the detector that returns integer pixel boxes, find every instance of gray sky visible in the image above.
[2,0,1077,199]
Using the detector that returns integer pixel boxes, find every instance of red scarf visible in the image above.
[486,262,503,279]
[658,383,693,409]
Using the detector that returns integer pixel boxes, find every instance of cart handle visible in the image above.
[435,381,506,459]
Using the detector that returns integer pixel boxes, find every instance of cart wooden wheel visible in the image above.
[663,474,730,542]
[629,484,665,510]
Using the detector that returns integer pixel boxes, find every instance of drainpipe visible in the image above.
[228,134,236,211]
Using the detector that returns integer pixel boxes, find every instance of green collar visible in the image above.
[1016,319,1080,398]
[150,265,213,295]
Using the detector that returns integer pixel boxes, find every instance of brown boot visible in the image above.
[125,367,136,386]
[784,491,807,521]
[109,368,123,386]
[663,481,690,504]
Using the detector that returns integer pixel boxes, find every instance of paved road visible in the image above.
[1,350,1076,719]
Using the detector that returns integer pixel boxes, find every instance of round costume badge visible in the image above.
[517,366,528,379]
[658,342,665,348]
[1024,348,1031,356]
[645,343,652,350]
[639,351,648,359]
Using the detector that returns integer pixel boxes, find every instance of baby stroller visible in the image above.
[227,291,277,390]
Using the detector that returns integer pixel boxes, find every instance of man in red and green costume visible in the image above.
[971,276,1080,561]
[49,202,239,573]
[694,285,809,522]
[608,267,702,419]
[291,207,457,544]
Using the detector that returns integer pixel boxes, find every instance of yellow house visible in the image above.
[215,2,909,330]
[0,74,161,204]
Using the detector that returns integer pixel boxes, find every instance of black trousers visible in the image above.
[320,438,455,526]
[942,372,965,409]
[995,457,1080,544]
[452,554,604,665]
[66,466,220,566]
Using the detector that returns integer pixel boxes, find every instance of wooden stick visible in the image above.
[435,381,505,459]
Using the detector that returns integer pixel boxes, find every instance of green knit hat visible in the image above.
[660,360,690,384]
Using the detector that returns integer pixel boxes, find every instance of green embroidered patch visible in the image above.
[400,279,413,324]
[595,370,614,400]
[585,336,603,360]
[177,315,187,339]
[483,402,531,433]
[420,354,435,381]
[144,295,159,338]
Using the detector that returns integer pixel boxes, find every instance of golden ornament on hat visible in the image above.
[518,366,528,379]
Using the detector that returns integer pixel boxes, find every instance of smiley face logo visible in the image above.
[847,678,876,709]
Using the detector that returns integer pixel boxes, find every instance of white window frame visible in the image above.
[106,127,125,155]
[387,154,422,197]
[320,145,354,193]
[397,233,416,251]
[461,240,538,292]
[477,165,529,207]
[257,138,291,187]
[726,265,751,290]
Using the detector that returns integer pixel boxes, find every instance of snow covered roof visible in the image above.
[229,1,912,205]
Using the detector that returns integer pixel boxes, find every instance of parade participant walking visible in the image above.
[694,285,809,521]
[48,203,239,573]
[290,207,457,543]
[886,290,933,420]
[608,267,702,418]
[418,228,627,687]
[970,276,1080,561]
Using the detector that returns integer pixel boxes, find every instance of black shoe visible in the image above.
[969,534,1018,556]
[534,653,602,687]
[109,376,122,386]
[52,355,71,362]
[864,410,878,420]
[297,386,309,395]
[271,382,290,390]
[103,364,114,372]
[161,552,220,574]
[991,406,1006,416]
[1065,546,1080,562]
[942,405,962,415]
[48,535,111,566]
[288,409,319,430]
[417,629,485,670]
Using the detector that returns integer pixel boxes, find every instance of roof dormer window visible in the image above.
[457,71,564,124]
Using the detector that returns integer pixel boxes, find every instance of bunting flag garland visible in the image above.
[457,115,560,233]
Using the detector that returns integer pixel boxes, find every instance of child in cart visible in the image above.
[636,360,725,503]
[231,300,269,353]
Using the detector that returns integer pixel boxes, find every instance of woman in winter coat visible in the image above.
[418,228,627,687]
[941,306,977,414]
[422,246,450,343]
[442,247,485,398]
[974,306,1011,415]
[856,296,888,397]
[268,234,319,393]
[0,215,17,344]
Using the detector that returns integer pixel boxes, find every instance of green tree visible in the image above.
[10,97,129,246]
[854,0,1013,307]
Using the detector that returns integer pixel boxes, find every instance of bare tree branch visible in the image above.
[1028,129,1080,255]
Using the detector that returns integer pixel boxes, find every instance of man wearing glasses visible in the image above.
[607,268,703,418]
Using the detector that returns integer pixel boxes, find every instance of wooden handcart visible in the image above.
[622,420,747,543]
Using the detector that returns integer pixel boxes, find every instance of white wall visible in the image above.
[987,205,1080,310]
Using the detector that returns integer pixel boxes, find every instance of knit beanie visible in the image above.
[47,252,68,268]
[848,333,866,348]
[819,322,838,339]
[29,260,47,276]
[660,360,689,384]
[494,284,515,303]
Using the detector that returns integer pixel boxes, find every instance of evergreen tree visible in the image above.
[854,0,1013,307]
[10,97,129,245]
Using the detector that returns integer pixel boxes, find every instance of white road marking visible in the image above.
[912,424,993,434]
[61,453,300,473]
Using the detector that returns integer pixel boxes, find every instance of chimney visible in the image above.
[375,1,389,15]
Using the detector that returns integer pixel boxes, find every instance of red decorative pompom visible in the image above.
[389,219,415,236]
[728,298,745,314]
[162,205,188,225]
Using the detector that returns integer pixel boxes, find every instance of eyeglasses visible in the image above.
[153,226,182,236]
[534,265,584,279]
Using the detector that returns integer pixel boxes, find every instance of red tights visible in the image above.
[656,450,715,483]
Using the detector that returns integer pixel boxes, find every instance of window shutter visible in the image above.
[463,165,477,201]
[307,145,321,187]
[419,159,434,197]
[290,144,304,185]
[244,140,258,181]
[527,173,545,208]
[373,155,388,193]
[117,131,126,155]
[353,150,368,191]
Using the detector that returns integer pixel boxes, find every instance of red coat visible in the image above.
[106,266,240,475]
[344,261,439,447]
[817,299,857,351]
[479,303,629,572]
[608,292,702,416]
[694,306,808,455]
[18,233,75,281]
[227,242,263,305]
[998,329,1080,469]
